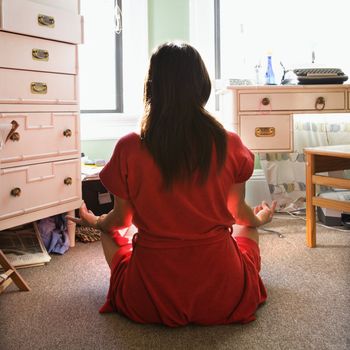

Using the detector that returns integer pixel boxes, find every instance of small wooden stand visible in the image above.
[0,249,30,293]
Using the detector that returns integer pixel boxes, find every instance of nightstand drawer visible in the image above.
[0,68,77,104]
[239,114,293,152]
[0,32,77,74]
[239,92,346,112]
[0,0,83,44]
[0,159,81,221]
[0,112,80,167]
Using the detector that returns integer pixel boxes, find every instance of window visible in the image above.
[190,0,350,128]
[79,0,123,113]
[217,0,350,84]
[79,0,148,141]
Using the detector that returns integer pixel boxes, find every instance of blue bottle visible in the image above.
[265,55,276,85]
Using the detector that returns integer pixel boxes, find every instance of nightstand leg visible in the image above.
[66,210,76,247]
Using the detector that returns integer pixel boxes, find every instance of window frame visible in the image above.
[214,0,220,110]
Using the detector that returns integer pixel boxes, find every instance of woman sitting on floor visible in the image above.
[68,41,276,327]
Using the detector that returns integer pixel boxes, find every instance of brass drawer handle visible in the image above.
[63,129,72,137]
[32,48,49,61]
[38,14,55,28]
[9,132,20,141]
[315,96,325,110]
[255,127,275,137]
[261,97,270,106]
[31,82,47,94]
[64,177,73,185]
[10,187,21,197]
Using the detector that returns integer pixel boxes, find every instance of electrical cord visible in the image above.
[259,209,350,238]
[283,210,350,232]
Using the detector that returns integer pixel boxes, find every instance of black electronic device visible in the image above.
[341,213,350,229]
[316,191,350,228]
[293,68,348,84]
[76,180,114,217]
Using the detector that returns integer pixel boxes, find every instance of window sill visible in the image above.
[80,113,140,141]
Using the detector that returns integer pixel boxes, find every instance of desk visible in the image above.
[226,84,350,152]
[225,85,350,247]
[304,145,350,247]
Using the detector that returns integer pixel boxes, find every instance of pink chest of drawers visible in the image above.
[0,0,83,237]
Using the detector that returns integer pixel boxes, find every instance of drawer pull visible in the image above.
[64,177,73,185]
[315,96,325,110]
[261,97,270,106]
[63,129,72,137]
[5,120,19,142]
[9,132,20,141]
[10,187,21,197]
[32,48,49,61]
[255,127,275,137]
[38,14,55,28]
[31,82,47,94]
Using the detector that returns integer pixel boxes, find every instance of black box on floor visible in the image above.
[78,179,114,216]
[316,191,350,227]
[317,206,342,226]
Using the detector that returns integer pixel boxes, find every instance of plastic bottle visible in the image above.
[265,55,276,85]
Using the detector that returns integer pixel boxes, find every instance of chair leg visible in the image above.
[0,250,30,292]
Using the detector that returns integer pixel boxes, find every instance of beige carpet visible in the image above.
[1,214,349,350]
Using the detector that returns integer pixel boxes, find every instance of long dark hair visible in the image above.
[140,42,227,188]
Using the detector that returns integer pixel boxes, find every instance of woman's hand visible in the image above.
[66,201,99,228]
[254,200,277,226]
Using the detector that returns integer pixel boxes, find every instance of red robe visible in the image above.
[99,131,267,326]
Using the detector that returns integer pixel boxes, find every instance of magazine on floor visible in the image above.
[0,222,51,269]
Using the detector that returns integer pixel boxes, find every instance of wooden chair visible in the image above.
[0,249,30,293]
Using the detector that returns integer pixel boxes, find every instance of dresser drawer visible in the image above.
[0,112,80,167]
[239,92,346,112]
[0,68,77,104]
[239,114,293,152]
[0,159,81,221]
[0,0,83,44]
[30,0,80,13]
[0,32,77,74]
